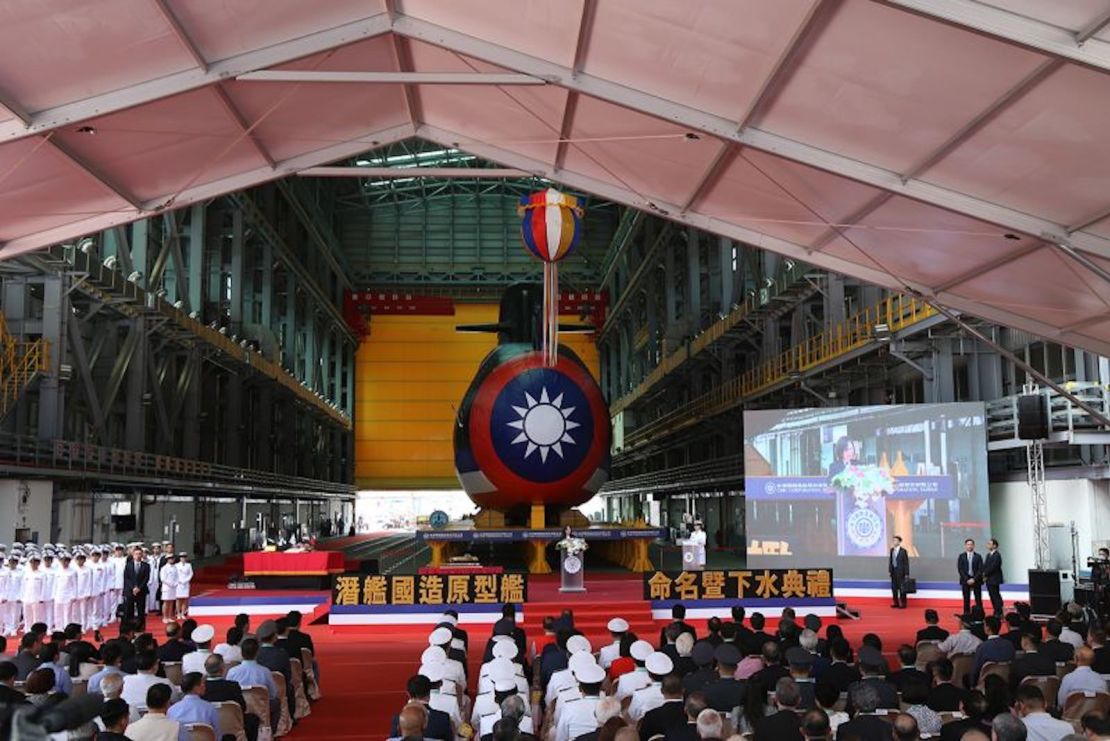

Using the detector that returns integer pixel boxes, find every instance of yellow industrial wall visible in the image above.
[354,304,601,489]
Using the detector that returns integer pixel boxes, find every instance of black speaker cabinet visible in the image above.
[1017,394,1048,439]
[1028,568,1066,615]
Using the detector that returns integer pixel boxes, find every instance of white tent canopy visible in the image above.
[1,1,1109,354]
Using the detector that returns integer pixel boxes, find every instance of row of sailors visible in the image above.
[405,614,680,741]
[0,542,193,636]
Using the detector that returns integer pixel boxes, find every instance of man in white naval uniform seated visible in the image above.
[474,677,534,737]
[550,652,603,731]
[477,656,528,697]
[628,651,674,721]
[555,661,607,741]
[423,642,465,692]
[545,633,593,707]
[418,660,462,732]
[472,658,529,726]
[598,618,628,669]
[615,640,655,701]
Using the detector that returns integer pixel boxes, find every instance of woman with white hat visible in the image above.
[159,553,178,623]
[174,552,193,620]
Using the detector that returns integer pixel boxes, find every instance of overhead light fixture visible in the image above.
[127,270,142,282]
[872,323,891,343]
[78,238,96,254]
[102,255,118,269]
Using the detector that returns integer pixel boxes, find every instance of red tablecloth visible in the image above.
[243,551,345,576]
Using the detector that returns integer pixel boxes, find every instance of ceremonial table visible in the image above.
[243,550,345,589]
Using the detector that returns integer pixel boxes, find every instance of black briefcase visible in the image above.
[903,578,918,594]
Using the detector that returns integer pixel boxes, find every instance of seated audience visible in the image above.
[126,683,180,741]
[916,610,949,643]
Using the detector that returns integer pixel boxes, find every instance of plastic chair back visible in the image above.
[272,671,293,737]
[288,658,312,719]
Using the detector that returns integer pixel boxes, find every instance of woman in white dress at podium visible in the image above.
[688,521,707,568]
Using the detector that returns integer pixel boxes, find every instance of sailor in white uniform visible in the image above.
[687,521,707,567]
[88,547,106,629]
[146,543,161,614]
[615,640,655,701]
[54,551,78,630]
[174,552,193,619]
[628,651,673,721]
[110,544,127,624]
[427,628,466,688]
[0,548,9,636]
[40,551,56,633]
[550,652,600,730]
[598,617,629,669]
[555,661,607,741]
[159,552,178,623]
[4,551,23,636]
[546,634,593,706]
[21,552,47,629]
[418,661,462,732]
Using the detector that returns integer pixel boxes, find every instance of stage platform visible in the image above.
[189,589,331,621]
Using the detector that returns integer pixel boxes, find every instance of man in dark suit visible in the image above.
[958,539,984,615]
[658,604,696,648]
[889,645,929,692]
[982,538,1005,616]
[1042,619,1075,662]
[972,615,1015,684]
[159,622,192,663]
[916,609,949,643]
[490,604,526,665]
[926,658,967,712]
[0,660,27,706]
[822,639,861,695]
[255,619,296,718]
[754,677,803,741]
[730,606,755,649]
[122,546,151,630]
[703,644,746,713]
[745,613,775,657]
[846,647,899,714]
[750,642,789,689]
[889,535,910,608]
[10,633,42,680]
[664,693,708,741]
[640,674,686,741]
[204,653,261,741]
[1010,632,1057,690]
[683,641,718,695]
[938,691,991,741]
[390,674,453,741]
[836,683,890,741]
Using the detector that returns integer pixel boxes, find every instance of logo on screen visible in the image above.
[846,507,883,549]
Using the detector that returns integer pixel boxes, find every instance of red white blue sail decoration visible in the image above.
[518,188,583,365]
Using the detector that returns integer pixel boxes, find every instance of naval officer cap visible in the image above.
[192,624,216,643]
[607,617,629,633]
[421,645,447,666]
[418,662,445,683]
[646,652,674,675]
[566,634,592,654]
[573,661,606,684]
[630,640,654,662]
[487,658,516,681]
[492,640,518,660]
[29,552,41,562]
[568,651,597,673]
[428,626,453,646]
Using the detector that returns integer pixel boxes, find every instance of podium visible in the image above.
[560,551,586,592]
[682,542,705,571]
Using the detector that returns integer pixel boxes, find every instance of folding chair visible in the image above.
[1020,675,1061,710]
[184,722,217,741]
[1062,691,1110,728]
[241,684,273,737]
[288,658,312,720]
[163,661,184,686]
[217,700,248,741]
[300,648,320,700]
[976,661,1011,689]
[916,643,945,670]
[1056,661,1076,679]
[950,653,975,689]
[272,671,293,737]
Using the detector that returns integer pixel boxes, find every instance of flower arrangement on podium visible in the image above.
[830,464,895,507]
[555,536,588,557]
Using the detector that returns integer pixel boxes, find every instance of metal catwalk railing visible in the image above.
[623,294,939,449]
[0,312,50,422]
[611,259,814,414]
[986,382,1110,449]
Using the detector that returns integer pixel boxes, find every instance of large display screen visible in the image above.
[744,403,990,581]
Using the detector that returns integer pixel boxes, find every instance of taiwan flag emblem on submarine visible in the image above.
[453,284,611,514]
